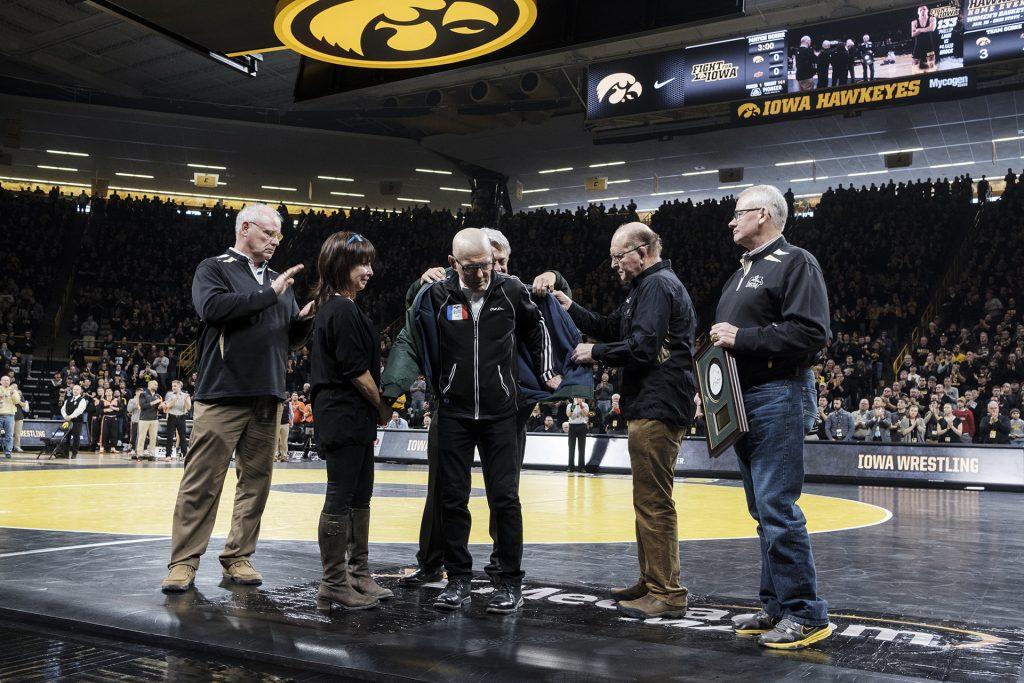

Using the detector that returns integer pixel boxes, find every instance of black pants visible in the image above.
[100,416,118,450]
[438,414,523,583]
[484,407,529,577]
[165,414,189,458]
[68,421,82,457]
[322,442,374,515]
[862,61,874,80]
[568,423,587,471]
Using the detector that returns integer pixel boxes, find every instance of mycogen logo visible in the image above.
[274,0,538,69]
[691,60,740,82]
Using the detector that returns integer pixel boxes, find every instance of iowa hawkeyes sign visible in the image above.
[274,0,538,69]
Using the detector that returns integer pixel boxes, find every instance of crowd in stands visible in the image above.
[3,169,1023,449]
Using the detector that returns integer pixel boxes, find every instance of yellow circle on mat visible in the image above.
[0,467,890,543]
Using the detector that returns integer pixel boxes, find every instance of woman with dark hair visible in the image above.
[309,231,392,612]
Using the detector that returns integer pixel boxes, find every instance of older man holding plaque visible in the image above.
[554,222,697,620]
[711,184,832,649]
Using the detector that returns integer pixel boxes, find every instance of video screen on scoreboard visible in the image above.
[963,1,1024,65]
[783,1,963,93]
[682,30,788,105]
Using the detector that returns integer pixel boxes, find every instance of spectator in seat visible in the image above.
[1008,408,1023,445]
[526,404,544,432]
[851,398,872,441]
[539,416,558,433]
[977,401,1011,444]
[386,411,409,430]
[935,403,963,444]
[897,404,926,443]
[825,398,854,441]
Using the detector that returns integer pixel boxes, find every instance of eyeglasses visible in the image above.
[731,207,764,221]
[346,233,365,245]
[454,259,493,274]
[610,243,648,264]
[247,221,283,241]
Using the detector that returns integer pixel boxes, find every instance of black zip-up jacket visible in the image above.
[192,250,312,402]
[415,272,555,421]
[568,260,697,428]
[715,235,830,390]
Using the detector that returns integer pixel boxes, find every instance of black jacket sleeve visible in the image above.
[568,302,622,343]
[592,281,673,368]
[512,281,556,382]
[192,260,278,325]
[733,259,829,356]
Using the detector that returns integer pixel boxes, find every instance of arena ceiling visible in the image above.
[2,0,1024,213]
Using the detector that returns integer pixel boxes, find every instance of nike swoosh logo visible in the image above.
[654,78,676,89]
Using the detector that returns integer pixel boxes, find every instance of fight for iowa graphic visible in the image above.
[274,0,538,68]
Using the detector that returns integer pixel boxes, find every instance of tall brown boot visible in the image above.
[317,513,379,612]
[348,508,394,600]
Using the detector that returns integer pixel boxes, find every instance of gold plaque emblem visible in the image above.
[275,0,538,69]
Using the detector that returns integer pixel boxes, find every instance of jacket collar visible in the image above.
[443,271,502,301]
[742,235,787,265]
[632,260,672,287]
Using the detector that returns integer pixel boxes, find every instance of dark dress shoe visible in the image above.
[398,566,444,587]
[486,583,523,615]
[433,578,472,611]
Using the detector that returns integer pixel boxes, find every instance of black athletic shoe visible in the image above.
[731,610,780,635]
[398,566,444,587]
[433,578,472,611]
[486,583,523,615]
[758,618,834,649]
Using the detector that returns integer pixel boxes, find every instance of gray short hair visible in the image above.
[480,227,511,256]
[235,203,282,237]
[738,185,788,231]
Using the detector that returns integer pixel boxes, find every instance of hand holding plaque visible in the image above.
[694,334,748,458]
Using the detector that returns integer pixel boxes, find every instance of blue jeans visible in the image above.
[733,371,828,626]
[0,414,13,456]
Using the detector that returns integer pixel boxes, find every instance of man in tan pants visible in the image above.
[554,222,698,618]
[274,397,292,462]
[136,380,162,459]
[162,204,313,592]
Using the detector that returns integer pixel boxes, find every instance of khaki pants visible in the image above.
[137,420,159,455]
[13,419,23,451]
[275,423,290,460]
[168,397,281,569]
[627,418,688,605]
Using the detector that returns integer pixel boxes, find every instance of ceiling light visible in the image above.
[330,191,365,197]
[590,196,620,202]
[261,185,297,191]
[188,163,227,170]
[46,149,89,158]
[992,135,1024,143]
[878,147,923,155]
[790,176,829,183]
[461,203,472,208]
[397,196,431,203]
[847,170,887,177]
[775,159,814,167]
[317,175,355,182]
[528,203,558,208]
[589,161,626,168]
[37,165,78,172]
[415,168,452,175]
[521,188,550,194]
[651,190,686,196]
[538,167,573,174]
[115,172,154,179]
[606,179,631,185]
[440,186,471,193]
[794,193,821,199]
[680,169,718,177]
[718,183,753,190]
[929,161,973,169]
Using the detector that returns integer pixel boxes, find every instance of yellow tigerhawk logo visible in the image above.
[736,102,761,118]
[274,0,538,69]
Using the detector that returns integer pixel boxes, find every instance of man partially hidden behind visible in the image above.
[553,222,697,619]
[162,203,313,592]
[711,184,832,649]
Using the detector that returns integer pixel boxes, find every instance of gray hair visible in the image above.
[235,203,282,237]
[801,35,811,46]
[480,227,511,256]
[738,185,788,231]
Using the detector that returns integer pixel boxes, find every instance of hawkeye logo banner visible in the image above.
[733,72,974,124]
[274,0,538,69]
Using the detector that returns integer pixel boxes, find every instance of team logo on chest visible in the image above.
[745,275,765,289]
[446,304,470,321]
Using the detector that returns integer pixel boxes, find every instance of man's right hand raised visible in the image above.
[272,264,304,296]
[420,267,447,284]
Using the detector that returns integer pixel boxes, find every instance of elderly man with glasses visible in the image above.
[552,222,698,620]
[711,185,832,649]
[162,203,314,593]
[402,228,561,614]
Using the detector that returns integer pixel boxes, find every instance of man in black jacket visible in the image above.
[794,36,817,92]
[162,203,313,593]
[711,185,831,649]
[554,222,697,620]
[976,400,1012,444]
[815,41,832,88]
[426,228,561,615]
[830,41,850,86]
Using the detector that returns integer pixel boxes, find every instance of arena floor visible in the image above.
[0,456,1022,681]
